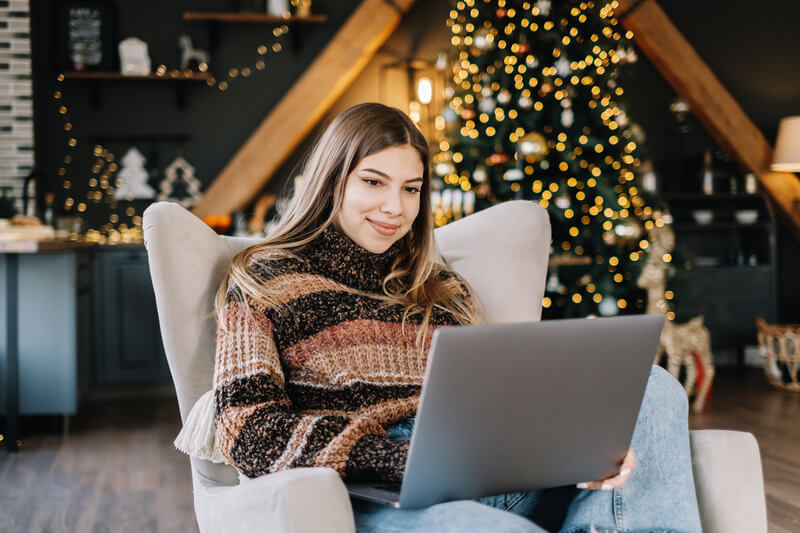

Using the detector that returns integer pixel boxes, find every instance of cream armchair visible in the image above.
[143,200,767,533]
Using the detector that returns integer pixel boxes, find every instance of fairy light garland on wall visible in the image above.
[51,21,291,244]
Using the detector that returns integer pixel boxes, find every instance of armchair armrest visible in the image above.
[192,467,356,533]
[690,430,767,533]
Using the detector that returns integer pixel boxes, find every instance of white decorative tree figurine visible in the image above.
[114,146,156,200]
[157,156,203,208]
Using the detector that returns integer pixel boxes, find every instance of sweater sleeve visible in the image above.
[213,291,409,481]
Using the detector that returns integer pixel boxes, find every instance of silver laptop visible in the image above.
[347,314,664,509]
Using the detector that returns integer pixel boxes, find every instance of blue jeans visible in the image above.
[351,365,702,532]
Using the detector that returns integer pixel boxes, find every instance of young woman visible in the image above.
[213,102,702,533]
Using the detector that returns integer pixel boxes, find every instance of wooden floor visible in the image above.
[1,370,798,532]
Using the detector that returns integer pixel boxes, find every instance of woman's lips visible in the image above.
[367,219,399,236]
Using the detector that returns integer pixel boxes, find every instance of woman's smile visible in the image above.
[367,218,400,236]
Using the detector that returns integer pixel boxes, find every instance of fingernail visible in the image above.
[601,483,614,491]
[576,482,588,489]
[620,468,631,476]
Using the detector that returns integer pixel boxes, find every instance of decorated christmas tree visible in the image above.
[434,0,669,319]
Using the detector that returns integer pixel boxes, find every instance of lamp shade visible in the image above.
[772,116,800,171]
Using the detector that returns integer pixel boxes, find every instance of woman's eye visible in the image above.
[404,186,421,194]
[363,179,381,187]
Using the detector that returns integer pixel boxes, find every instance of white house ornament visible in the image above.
[114,147,155,200]
[158,156,203,208]
[119,37,151,76]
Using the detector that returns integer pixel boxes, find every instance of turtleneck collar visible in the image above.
[298,225,403,293]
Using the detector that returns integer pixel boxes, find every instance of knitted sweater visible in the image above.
[213,226,473,482]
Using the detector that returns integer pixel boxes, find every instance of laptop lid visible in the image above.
[395,314,664,509]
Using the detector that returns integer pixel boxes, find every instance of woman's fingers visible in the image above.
[576,448,636,491]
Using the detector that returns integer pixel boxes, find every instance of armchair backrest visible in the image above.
[143,200,550,485]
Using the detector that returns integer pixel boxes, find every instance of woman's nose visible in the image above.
[380,189,403,215]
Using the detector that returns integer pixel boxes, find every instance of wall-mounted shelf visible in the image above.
[61,71,210,108]
[62,71,210,81]
[182,11,328,51]
[182,12,327,24]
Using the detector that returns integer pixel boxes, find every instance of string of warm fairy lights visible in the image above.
[436,0,675,319]
[51,21,291,244]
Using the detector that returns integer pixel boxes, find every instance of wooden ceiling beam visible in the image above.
[193,0,416,218]
[615,0,800,237]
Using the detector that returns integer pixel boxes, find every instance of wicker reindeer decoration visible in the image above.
[637,224,714,413]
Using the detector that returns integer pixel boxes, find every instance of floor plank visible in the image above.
[1,370,798,532]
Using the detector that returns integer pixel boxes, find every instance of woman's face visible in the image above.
[334,144,424,254]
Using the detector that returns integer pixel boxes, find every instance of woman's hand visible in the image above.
[576,448,636,491]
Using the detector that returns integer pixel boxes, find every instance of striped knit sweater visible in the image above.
[213,226,472,482]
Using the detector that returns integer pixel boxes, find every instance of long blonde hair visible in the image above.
[216,102,481,345]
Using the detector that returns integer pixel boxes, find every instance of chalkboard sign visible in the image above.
[56,1,117,72]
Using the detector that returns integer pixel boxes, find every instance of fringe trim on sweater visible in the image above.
[174,389,227,463]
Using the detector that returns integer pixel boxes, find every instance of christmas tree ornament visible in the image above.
[518,131,549,161]
[503,167,524,181]
[461,107,477,119]
[478,96,496,113]
[546,271,562,292]
[598,296,619,317]
[157,156,203,208]
[555,194,571,209]
[519,95,533,109]
[555,57,571,77]
[114,147,155,200]
[487,152,510,166]
[626,123,646,143]
[473,28,494,51]
[535,0,552,16]
[481,86,492,97]
[561,108,575,127]
[497,89,512,105]
[442,107,458,123]
[526,55,539,67]
[603,230,617,246]
[496,7,507,18]
[640,160,658,194]
[614,217,643,243]
[462,190,476,215]
[517,42,531,56]
[472,166,488,183]
[617,110,630,127]
[435,161,455,176]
